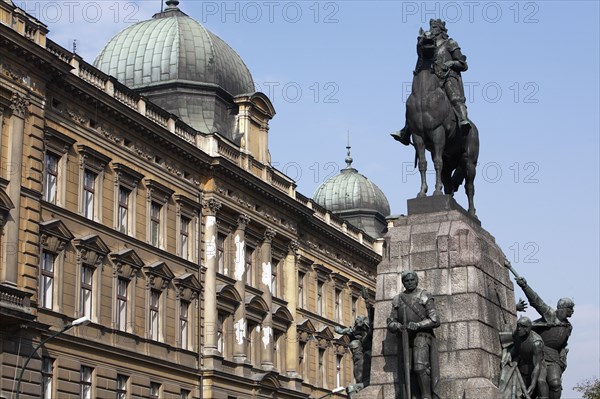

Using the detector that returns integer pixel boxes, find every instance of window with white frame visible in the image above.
[78,145,111,222]
[150,202,161,247]
[80,264,93,318]
[116,374,128,399]
[80,366,93,399]
[117,186,130,234]
[43,152,59,204]
[40,251,55,309]
[298,271,305,308]
[335,288,342,322]
[180,300,190,349]
[145,180,173,250]
[113,163,143,237]
[149,289,160,341]
[42,357,54,399]
[43,129,75,207]
[180,216,190,260]
[82,170,97,220]
[217,234,225,275]
[116,277,128,331]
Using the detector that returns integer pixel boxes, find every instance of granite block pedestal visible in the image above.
[355,196,516,399]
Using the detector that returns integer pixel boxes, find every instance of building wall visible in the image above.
[0,3,381,399]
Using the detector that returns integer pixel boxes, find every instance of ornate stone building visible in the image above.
[0,1,385,398]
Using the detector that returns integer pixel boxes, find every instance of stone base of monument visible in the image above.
[355,196,515,399]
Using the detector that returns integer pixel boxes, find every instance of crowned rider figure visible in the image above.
[394,19,472,146]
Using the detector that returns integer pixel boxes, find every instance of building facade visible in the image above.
[0,1,383,398]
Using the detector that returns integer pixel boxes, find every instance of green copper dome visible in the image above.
[93,3,254,96]
[313,146,390,237]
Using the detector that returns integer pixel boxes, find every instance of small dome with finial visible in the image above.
[312,137,390,237]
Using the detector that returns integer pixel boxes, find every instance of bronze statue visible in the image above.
[387,271,440,399]
[499,317,547,399]
[335,288,374,396]
[515,276,574,399]
[392,19,479,216]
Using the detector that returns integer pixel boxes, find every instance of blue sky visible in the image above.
[18,0,599,396]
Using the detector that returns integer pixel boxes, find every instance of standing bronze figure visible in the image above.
[387,271,440,399]
[392,19,479,216]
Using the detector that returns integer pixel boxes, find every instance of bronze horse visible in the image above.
[402,29,479,216]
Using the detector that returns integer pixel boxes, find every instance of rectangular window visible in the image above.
[298,272,304,308]
[41,251,55,309]
[245,247,254,286]
[80,366,93,399]
[317,281,324,315]
[299,342,306,379]
[80,265,93,318]
[180,300,189,349]
[271,259,278,297]
[117,187,130,234]
[82,170,96,219]
[150,382,160,399]
[116,278,128,331]
[116,374,128,399]
[180,216,190,260]
[217,313,224,354]
[352,296,358,320]
[336,355,342,388]
[319,348,326,387]
[44,152,59,204]
[180,389,191,399]
[335,289,342,322]
[150,202,161,247]
[217,234,225,274]
[150,289,160,340]
[42,357,53,399]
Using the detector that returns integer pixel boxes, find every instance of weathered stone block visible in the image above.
[463,377,500,399]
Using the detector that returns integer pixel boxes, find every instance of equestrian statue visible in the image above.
[392,19,479,216]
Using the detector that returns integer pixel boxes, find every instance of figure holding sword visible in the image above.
[387,271,441,399]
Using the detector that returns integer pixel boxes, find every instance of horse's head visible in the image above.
[417,27,436,60]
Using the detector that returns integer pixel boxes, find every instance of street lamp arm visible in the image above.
[15,323,74,399]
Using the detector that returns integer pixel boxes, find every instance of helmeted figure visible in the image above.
[387,271,440,399]
[395,19,472,146]
[499,317,548,399]
[516,277,574,399]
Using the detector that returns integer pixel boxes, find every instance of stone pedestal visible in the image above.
[355,196,515,399]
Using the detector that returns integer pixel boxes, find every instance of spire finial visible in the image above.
[345,130,353,168]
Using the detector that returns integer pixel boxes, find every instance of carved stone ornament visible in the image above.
[10,92,30,118]
[237,214,251,229]
[202,198,222,215]
[264,227,276,243]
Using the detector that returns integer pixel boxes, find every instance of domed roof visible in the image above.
[313,147,391,217]
[93,1,254,96]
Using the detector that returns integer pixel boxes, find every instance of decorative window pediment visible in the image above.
[173,273,201,301]
[272,304,293,331]
[77,144,111,173]
[40,219,74,253]
[109,248,144,279]
[245,293,269,322]
[45,128,75,155]
[145,179,174,204]
[315,325,334,348]
[0,187,14,229]
[251,371,281,390]
[314,264,332,282]
[216,284,241,314]
[331,272,350,289]
[73,234,109,268]
[144,261,174,290]
[113,163,144,189]
[297,318,316,343]
[175,194,201,218]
